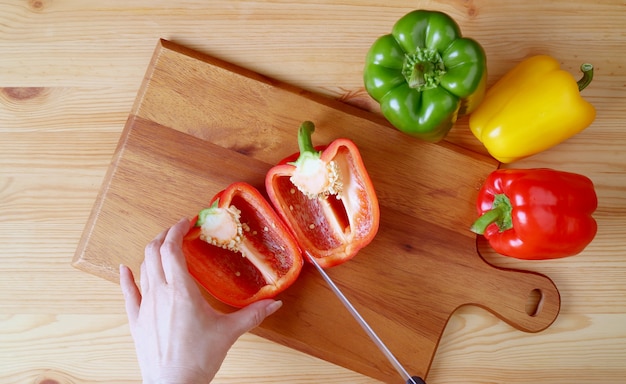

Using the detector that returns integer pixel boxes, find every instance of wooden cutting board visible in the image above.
[73,39,560,382]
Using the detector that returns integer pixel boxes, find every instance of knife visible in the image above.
[305,251,426,384]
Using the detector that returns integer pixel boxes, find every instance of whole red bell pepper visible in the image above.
[265,121,380,268]
[471,168,598,260]
[182,182,303,308]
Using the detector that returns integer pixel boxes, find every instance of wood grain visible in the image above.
[1,1,625,383]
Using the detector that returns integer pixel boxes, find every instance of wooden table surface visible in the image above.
[1,1,624,383]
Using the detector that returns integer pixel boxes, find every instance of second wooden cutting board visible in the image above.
[73,40,560,382]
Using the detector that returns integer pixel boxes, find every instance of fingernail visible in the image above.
[267,300,283,315]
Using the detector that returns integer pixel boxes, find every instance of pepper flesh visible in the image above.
[471,168,598,260]
[363,9,487,142]
[265,121,380,268]
[469,55,596,163]
[182,182,303,308]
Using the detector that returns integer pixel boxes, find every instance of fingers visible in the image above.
[140,259,149,293]
[225,299,283,339]
[120,264,141,326]
[142,227,168,287]
[160,218,193,284]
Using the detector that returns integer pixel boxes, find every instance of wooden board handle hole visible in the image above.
[525,288,544,317]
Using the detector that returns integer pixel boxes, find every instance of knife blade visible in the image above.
[305,251,426,384]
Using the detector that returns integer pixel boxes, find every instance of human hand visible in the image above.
[120,218,283,384]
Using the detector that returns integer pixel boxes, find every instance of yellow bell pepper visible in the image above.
[469,55,596,163]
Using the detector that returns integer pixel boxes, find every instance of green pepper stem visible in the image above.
[409,62,431,88]
[470,193,513,235]
[297,121,317,154]
[402,48,446,91]
[471,206,506,235]
[577,63,594,92]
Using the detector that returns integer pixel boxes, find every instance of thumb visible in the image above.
[226,299,283,337]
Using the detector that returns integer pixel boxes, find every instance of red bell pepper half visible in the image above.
[471,168,598,260]
[265,121,380,268]
[182,182,303,308]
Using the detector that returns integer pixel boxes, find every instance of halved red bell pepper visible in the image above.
[182,182,303,308]
[471,168,598,260]
[265,121,380,268]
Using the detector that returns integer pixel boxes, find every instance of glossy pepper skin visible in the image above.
[182,182,303,308]
[471,169,598,260]
[363,10,487,142]
[265,121,380,268]
[469,55,596,163]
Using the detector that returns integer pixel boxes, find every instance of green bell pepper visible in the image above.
[363,10,487,142]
